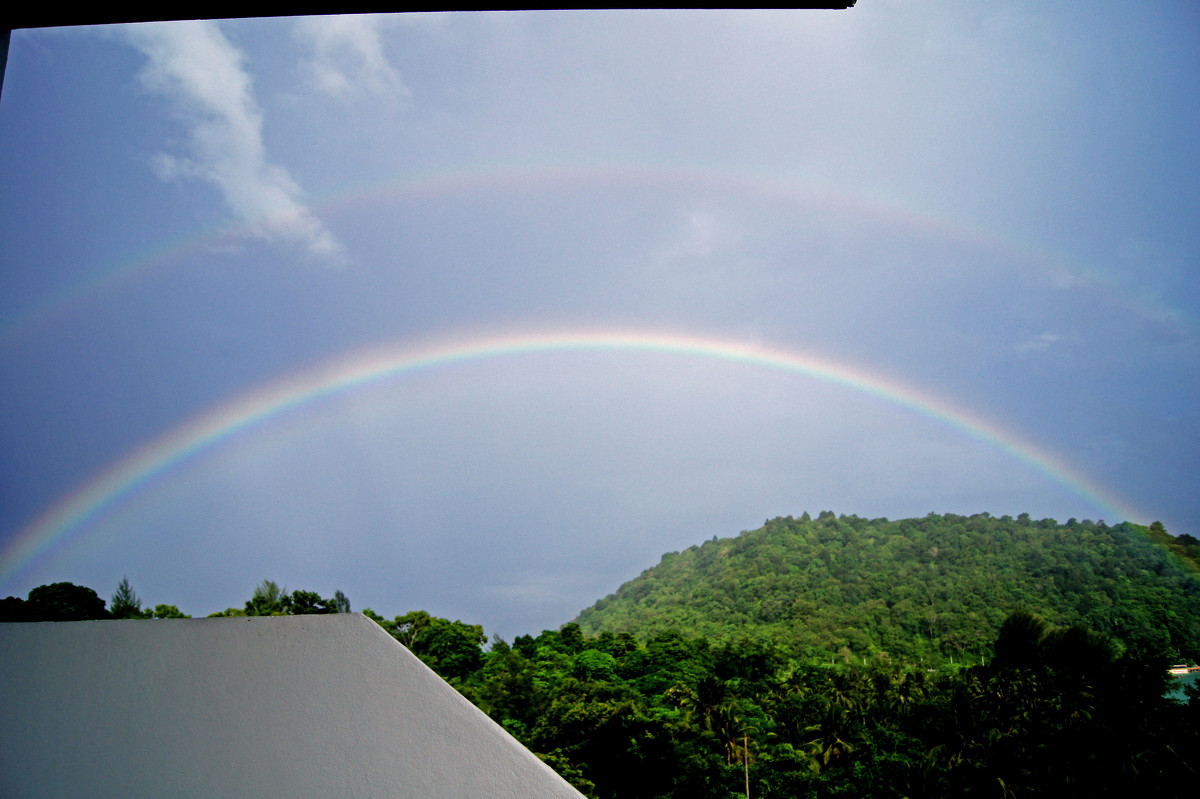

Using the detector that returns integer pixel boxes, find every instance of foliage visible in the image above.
[7,515,1200,797]
[110,576,149,619]
[245,579,291,615]
[241,580,350,617]
[441,610,1199,798]
[363,608,486,682]
[0,581,110,622]
[574,513,1200,664]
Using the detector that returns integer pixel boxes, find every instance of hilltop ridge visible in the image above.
[574,512,1200,664]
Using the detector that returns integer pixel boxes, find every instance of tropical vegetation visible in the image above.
[3,513,1200,796]
[576,513,1200,665]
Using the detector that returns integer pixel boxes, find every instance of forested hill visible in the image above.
[575,512,1200,663]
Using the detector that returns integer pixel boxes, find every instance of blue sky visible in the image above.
[1,4,1197,639]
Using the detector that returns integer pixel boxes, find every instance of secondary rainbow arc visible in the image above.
[2,159,1127,349]
[0,329,1144,588]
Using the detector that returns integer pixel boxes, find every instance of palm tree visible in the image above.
[711,703,747,766]
[803,702,858,769]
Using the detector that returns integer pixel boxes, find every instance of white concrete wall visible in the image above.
[0,614,584,799]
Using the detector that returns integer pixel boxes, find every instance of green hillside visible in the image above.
[575,512,1200,664]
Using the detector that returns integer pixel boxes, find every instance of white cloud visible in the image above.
[121,21,344,262]
[1015,332,1064,353]
[293,15,408,101]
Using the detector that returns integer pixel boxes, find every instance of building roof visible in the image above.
[0,613,584,798]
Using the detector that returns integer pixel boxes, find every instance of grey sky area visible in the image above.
[1,4,1197,639]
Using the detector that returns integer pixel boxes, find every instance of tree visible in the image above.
[573,649,619,683]
[23,582,109,621]
[110,577,147,619]
[289,588,351,614]
[992,609,1049,669]
[245,579,291,616]
[0,595,29,622]
[364,609,486,681]
[288,590,328,614]
[417,617,487,680]
[392,610,432,647]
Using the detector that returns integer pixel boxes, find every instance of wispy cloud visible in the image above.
[1015,332,1064,353]
[293,15,408,102]
[121,21,343,261]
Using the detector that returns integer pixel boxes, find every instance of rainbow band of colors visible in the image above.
[0,329,1144,587]
[6,161,1149,351]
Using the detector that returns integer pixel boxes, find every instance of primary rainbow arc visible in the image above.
[0,328,1144,588]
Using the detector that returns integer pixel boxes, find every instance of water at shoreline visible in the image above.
[1166,670,1200,703]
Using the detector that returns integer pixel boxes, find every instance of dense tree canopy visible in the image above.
[575,513,1200,665]
[450,611,1198,798]
[0,581,110,622]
